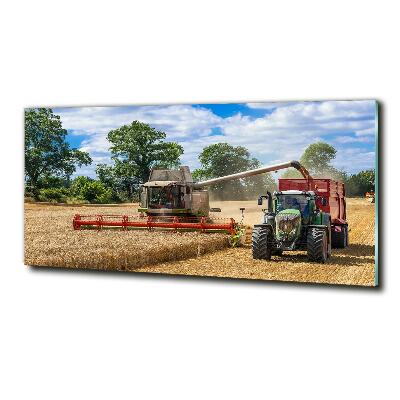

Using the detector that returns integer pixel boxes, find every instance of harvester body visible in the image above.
[138,161,306,218]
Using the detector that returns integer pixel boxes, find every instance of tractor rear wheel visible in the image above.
[307,228,328,263]
[327,221,332,258]
[252,226,272,260]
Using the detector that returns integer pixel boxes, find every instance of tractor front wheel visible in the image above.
[252,226,272,260]
[307,228,328,263]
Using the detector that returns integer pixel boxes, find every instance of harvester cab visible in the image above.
[140,181,190,215]
[138,166,210,217]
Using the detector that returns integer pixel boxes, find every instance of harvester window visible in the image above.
[149,187,169,209]
[148,186,184,209]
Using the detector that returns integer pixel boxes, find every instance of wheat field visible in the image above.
[24,204,230,270]
[24,198,376,286]
[138,198,376,286]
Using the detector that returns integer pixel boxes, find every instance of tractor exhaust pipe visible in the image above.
[193,160,310,188]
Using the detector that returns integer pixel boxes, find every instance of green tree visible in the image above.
[345,169,375,196]
[300,142,337,175]
[107,121,184,197]
[71,176,113,204]
[37,188,70,203]
[96,163,135,202]
[193,143,276,200]
[25,108,92,198]
[96,164,116,189]
[36,175,69,190]
[282,141,344,180]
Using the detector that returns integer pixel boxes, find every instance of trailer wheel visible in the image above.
[307,228,328,263]
[332,225,347,249]
[252,226,272,260]
[327,221,332,258]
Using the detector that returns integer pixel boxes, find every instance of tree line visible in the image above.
[281,142,375,196]
[24,108,375,203]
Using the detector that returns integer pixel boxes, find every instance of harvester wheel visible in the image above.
[252,226,272,260]
[307,228,328,263]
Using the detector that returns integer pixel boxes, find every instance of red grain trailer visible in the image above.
[279,178,348,247]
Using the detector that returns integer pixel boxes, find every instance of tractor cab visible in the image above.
[274,190,317,223]
[258,190,319,220]
[273,191,316,243]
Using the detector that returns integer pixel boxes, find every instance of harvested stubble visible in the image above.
[136,198,376,286]
[24,204,230,270]
[25,198,376,286]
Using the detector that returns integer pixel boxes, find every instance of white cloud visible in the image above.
[299,100,376,122]
[57,105,221,138]
[333,135,374,144]
[333,148,376,172]
[58,100,376,178]
[217,101,376,162]
[355,127,376,136]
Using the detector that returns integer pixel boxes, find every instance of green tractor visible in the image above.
[252,190,332,263]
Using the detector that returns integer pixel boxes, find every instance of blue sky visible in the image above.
[54,100,377,178]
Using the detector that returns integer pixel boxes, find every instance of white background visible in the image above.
[0,1,397,399]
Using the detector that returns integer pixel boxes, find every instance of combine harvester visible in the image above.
[73,161,348,254]
[73,161,301,235]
